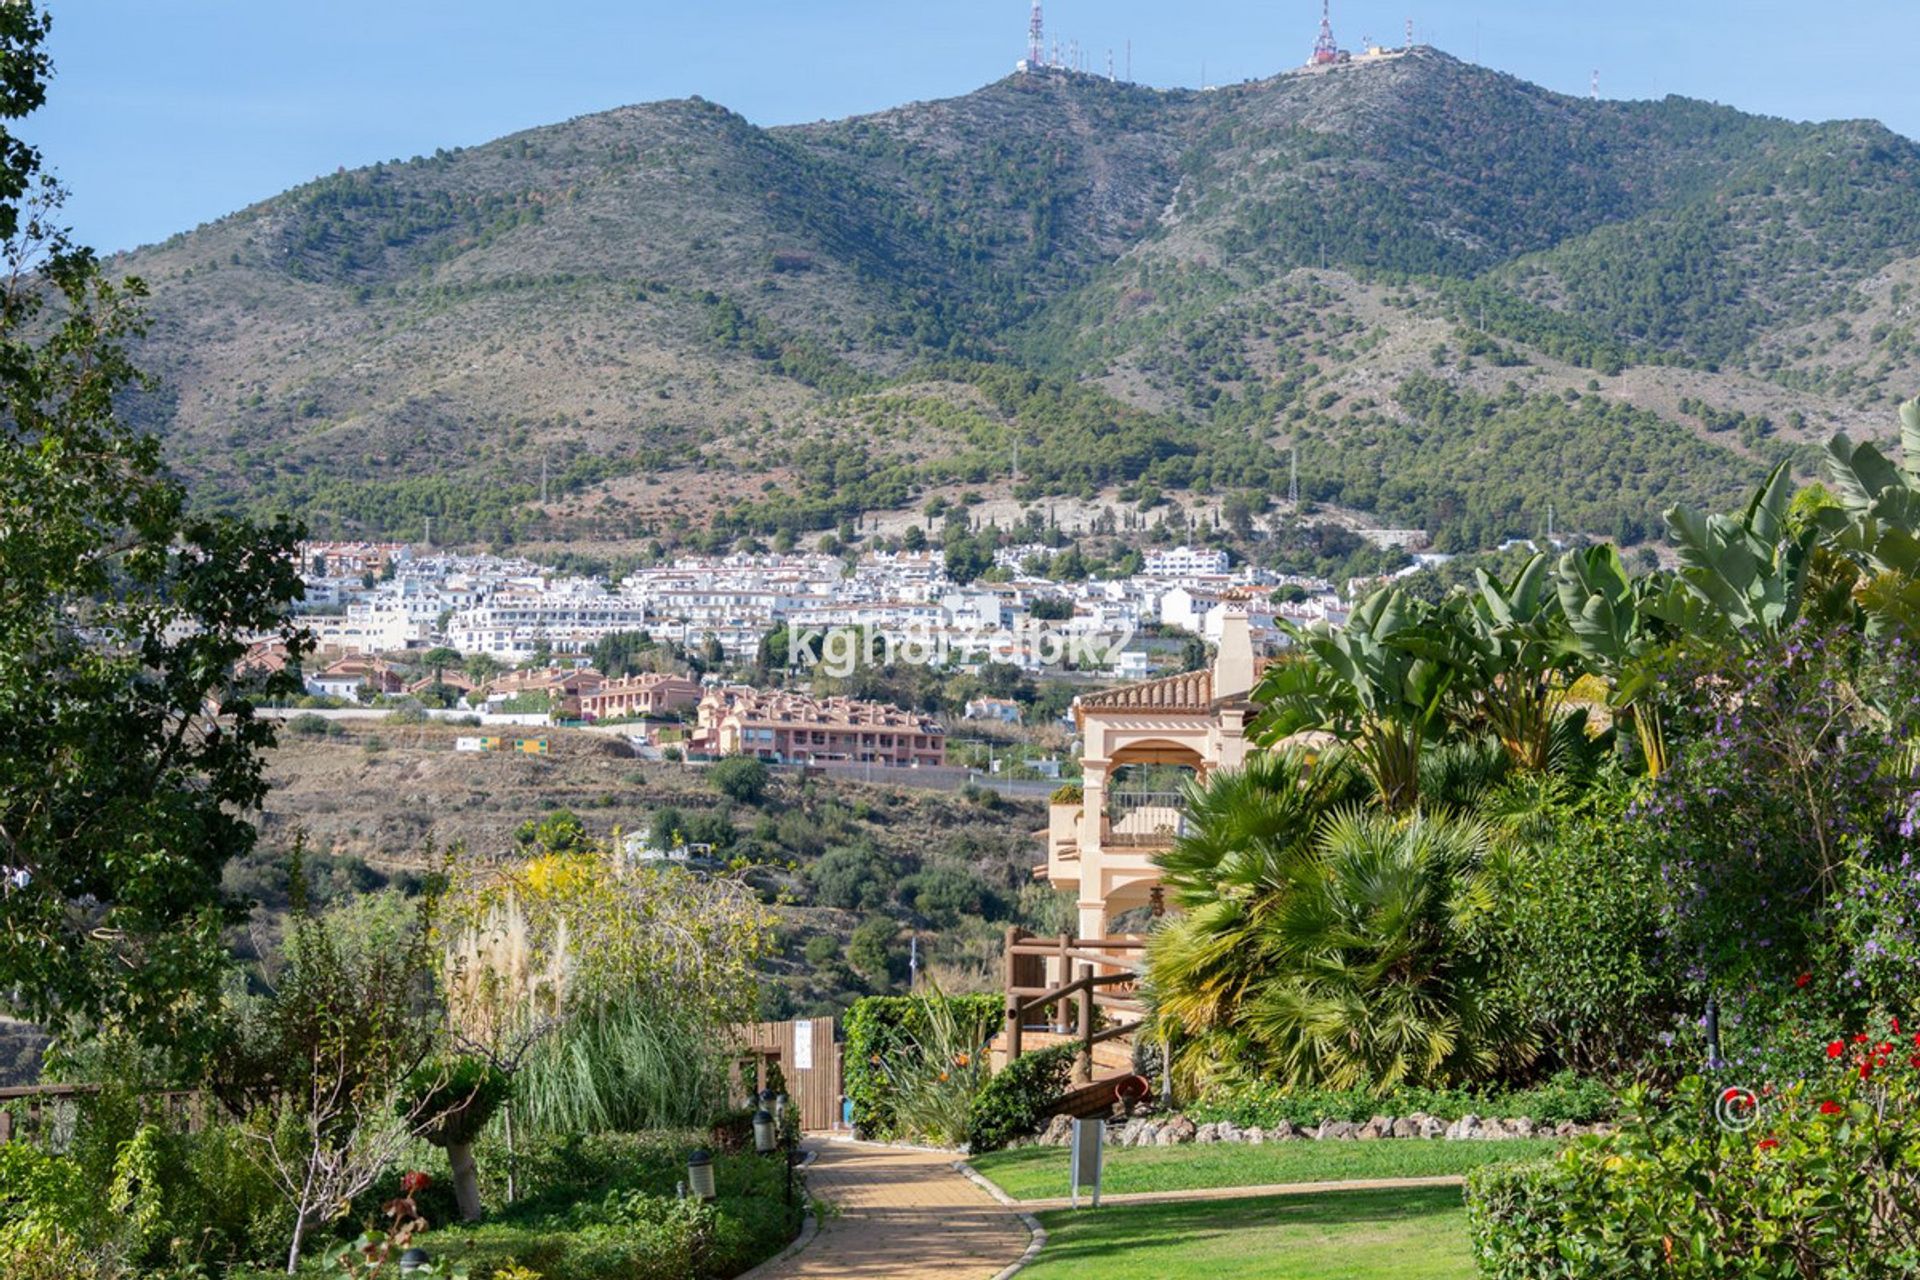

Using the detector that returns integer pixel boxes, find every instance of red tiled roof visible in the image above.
[1077,669,1214,714]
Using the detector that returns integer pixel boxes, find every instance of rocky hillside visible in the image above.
[114,48,1920,551]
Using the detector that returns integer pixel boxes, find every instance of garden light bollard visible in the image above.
[1069,1117,1105,1210]
[687,1148,717,1201]
[398,1248,430,1276]
[754,1107,777,1155]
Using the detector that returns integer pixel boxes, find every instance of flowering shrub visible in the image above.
[1466,1029,1920,1278]
[1638,629,1920,1079]
[842,992,1000,1138]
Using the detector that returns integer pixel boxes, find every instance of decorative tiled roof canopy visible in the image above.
[1077,668,1215,714]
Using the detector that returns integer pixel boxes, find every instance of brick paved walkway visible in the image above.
[752,1139,1033,1280]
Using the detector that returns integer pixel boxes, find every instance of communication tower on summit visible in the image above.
[1311,0,1341,65]
[1028,1,1045,69]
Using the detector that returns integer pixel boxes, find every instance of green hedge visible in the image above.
[844,993,1001,1138]
[967,1044,1076,1154]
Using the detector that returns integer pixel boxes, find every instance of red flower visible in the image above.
[1828,1040,1846,1059]
[1895,1017,1904,1034]
[1819,1101,1844,1116]
[1855,1033,1870,1044]
[1913,1032,1920,1048]
[1795,973,1811,988]
[1721,1086,1743,1102]
[400,1170,432,1196]
[1910,1054,1920,1070]
[1860,1061,1874,1080]
[1757,1138,1780,1151]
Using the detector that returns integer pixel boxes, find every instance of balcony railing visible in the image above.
[1105,790,1188,847]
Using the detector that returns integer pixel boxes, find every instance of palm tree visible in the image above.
[1241,809,1536,1092]
[1148,749,1364,1074]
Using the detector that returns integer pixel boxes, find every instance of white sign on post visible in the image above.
[1069,1118,1105,1209]
[793,1020,814,1071]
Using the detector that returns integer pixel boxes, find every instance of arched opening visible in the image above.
[1104,740,1205,847]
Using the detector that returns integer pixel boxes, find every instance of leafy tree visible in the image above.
[709,755,771,805]
[463,652,503,684]
[0,5,307,1061]
[419,646,461,680]
[224,877,444,1272]
[807,842,896,912]
[514,810,589,856]
[848,916,901,990]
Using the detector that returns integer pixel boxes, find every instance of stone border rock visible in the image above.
[1030,1111,1613,1149]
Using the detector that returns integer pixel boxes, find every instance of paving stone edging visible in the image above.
[953,1159,1048,1280]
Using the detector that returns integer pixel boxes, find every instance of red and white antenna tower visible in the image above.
[1312,0,1340,65]
[1028,1,1045,68]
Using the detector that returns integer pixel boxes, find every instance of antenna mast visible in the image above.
[1405,17,1414,49]
[1028,0,1044,68]
[1312,0,1340,64]
[1590,69,1600,100]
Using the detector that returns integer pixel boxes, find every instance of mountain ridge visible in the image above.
[111,48,1920,554]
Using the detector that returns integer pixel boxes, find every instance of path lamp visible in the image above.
[782,1127,801,1209]
[775,1091,789,1126]
[753,1107,777,1155]
[398,1248,431,1276]
[687,1149,716,1201]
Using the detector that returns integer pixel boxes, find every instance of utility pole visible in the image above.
[1126,38,1132,82]
[1289,446,1300,507]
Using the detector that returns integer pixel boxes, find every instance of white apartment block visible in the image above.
[1143,546,1231,577]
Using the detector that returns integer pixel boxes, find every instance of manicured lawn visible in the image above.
[1020,1185,1477,1280]
[971,1138,1559,1200]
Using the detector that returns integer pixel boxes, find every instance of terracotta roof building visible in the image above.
[581,672,702,721]
[1045,603,1263,942]
[695,687,944,767]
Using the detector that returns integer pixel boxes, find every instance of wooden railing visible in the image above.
[0,1083,212,1148]
[1002,928,1147,1086]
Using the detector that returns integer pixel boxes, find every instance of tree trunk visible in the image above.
[448,1140,484,1222]
[503,1100,518,1204]
[286,1211,309,1276]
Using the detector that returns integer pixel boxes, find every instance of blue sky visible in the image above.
[29,1,1920,255]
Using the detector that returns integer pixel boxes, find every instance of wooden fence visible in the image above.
[737,1017,842,1132]
[0,1084,211,1148]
